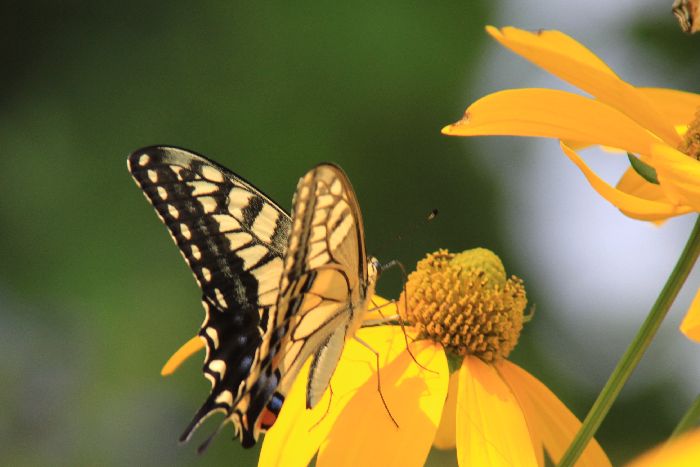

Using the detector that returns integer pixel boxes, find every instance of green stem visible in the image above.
[558,215,700,466]
[670,393,700,438]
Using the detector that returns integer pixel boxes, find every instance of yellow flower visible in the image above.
[260,249,611,467]
[443,26,700,221]
[441,26,700,342]
[628,427,700,467]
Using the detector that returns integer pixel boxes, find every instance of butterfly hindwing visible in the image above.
[127,146,291,447]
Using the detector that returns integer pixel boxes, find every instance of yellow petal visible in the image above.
[651,144,700,211]
[617,167,669,204]
[259,359,320,467]
[680,288,700,342]
[161,336,204,376]
[486,26,679,145]
[638,87,700,127]
[560,140,595,151]
[497,360,611,467]
[616,167,673,224]
[560,144,628,154]
[317,340,449,467]
[442,89,661,157]
[260,326,425,467]
[628,426,700,467]
[456,356,538,467]
[486,26,618,78]
[492,362,545,467]
[433,371,459,449]
[560,143,693,221]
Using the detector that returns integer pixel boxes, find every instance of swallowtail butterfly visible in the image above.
[127,146,380,449]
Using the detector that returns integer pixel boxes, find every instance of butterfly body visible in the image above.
[127,146,376,448]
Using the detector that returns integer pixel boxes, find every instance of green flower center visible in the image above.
[679,108,700,160]
[399,248,527,363]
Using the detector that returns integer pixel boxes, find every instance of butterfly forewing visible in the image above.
[127,146,291,447]
[269,164,377,408]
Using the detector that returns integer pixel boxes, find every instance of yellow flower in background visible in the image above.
[442,26,700,342]
[682,291,700,343]
[443,26,700,221]
[628,427,700,467]
[261,249,610,467]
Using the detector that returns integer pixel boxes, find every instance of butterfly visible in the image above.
[673,0,700,33]
[127,146,380,449]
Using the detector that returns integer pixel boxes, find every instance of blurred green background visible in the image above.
[2,1,698,466]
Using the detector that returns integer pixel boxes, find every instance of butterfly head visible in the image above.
[365,256,381,297]
[369,256,381,278]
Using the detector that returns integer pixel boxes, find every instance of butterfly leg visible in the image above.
[361,313,400,327]
[309,384,334,433]
[363,299,437,376]
[353,335,399,429]
[373,261,437,374]
[395,314,438,376]
[367,296,400,319]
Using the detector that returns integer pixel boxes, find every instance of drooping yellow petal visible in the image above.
[161,336,204,376]
[433,370,459,449]
[485,26,679,145]
[651,144,700,211]
[442,89,661,157]
[317,340,449,467]
[562,143,631,154]
[456,356,538,467]
[496,360,611,467]
[560,143,693,221]
[680,288,700,342]
[559,140,595,151]
[617,167,670,204]
[616,167,673,224]
[628,426,700,467]
[638,87,700,126]
[259,326,424,467]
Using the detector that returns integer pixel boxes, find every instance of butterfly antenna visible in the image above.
[395,208,439,241]
[380,260,437,375]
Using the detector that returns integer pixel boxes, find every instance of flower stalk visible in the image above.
[670,393,700,439]
[559,215,700,466]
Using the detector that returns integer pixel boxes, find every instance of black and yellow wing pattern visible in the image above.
[128,147,378,449]
[128,146,291,448]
